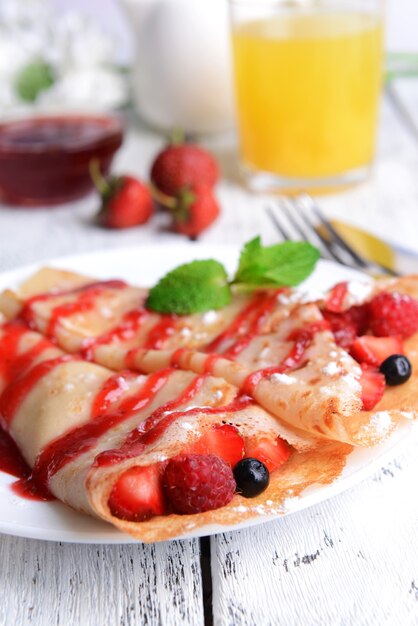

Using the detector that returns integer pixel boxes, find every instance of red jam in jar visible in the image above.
[0,114,123,207]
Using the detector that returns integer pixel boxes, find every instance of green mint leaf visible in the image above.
[146,260,231,314]
[15,61,54,103]
[234,238,320,287]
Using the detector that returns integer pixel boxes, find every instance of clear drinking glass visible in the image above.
[229,0,384,193]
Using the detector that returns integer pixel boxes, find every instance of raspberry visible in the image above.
[163,454,236,514]
[369,292,418,338]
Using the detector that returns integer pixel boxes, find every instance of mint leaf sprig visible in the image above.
[146,237,320,314]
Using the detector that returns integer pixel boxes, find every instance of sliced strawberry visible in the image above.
[245,437,291,473]
[359,365,385,411]
[191,424,245,467]
[108,464,166,522]
[323,311,357,349]
[351,335,404,367]
[325,282,348,313]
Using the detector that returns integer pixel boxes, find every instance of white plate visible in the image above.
[0,244,415,544]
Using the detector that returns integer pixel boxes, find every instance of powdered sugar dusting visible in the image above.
[346,280,373,305]
[358,411,394,443]
[270,373,297,385]
[322,362,341,376]
[202,310,218,325]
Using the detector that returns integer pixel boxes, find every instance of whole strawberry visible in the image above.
[171,184,220,239]
[91,161,154,229]
[151,134,219,197]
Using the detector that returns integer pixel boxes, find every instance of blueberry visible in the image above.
[379,354,412,386]
[233,458,270,498]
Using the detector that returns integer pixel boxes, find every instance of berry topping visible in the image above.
[344,304,370,335]
[163,454,236,514]
[368,291,418,338]
[244,437,291,473]
[323,312,357,349]
[108,464,166,522]
[351,335,404,367]
[323,304,370,349]
[379,354,412,386]
[324,281,349,313]
[359,365,385,411]
[191,424,245,467]
[150,139,219,197]
[233,458,270,498]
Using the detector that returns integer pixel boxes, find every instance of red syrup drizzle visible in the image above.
[205,290,281,359]
[0,355,76,426]
[200,291,281,374]
[0,427,31,480]
[170,348,187,369]
[94,373,206,466]
[142,315,178,350]
[204,292,277,354]
[13,368,173,500]
[94,376,254,468]
[202,354,222,374]
[222,292,280,359]
[81,309,150,360]
[0,322,42,480]
[0,323,77,496]
[20,280,128,335]
[241,320,330,396]
[0,320,32,381]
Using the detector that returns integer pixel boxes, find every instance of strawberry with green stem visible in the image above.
[152,182,220,239]
[90,160,154,229]
[150,130,219,197]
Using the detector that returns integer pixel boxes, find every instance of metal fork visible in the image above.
[266,194,398,276]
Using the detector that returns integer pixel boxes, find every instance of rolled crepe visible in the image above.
[0,321,352,542]
[1,270,417,448]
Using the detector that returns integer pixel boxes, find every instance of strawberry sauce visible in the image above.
[242,320,330,396]
[94,384,252,468]
[94,373,206,466]
[221,292,280,358]
[205,292,279,355]
[0,355,75,425]
[17,369,173,499]
[143,315,178,350]
[81,309,150,360]
[0,427,31,479]
[21,280,128,335]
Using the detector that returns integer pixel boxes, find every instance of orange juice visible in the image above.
[232,12,383,180]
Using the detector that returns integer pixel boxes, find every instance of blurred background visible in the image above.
[1,0,417,121]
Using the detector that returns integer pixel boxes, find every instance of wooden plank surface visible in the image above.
[211,438,418,626]
[0,537,204,626]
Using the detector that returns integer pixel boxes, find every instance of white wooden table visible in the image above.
[0,80,418,626]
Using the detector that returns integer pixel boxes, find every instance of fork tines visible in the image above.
[266,195,398,276]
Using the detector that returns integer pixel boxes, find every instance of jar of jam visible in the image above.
[0,114,124,207]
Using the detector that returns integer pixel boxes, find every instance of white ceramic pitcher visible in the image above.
[120,0,234,134]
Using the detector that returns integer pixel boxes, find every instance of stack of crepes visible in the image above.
[0,267,416,542]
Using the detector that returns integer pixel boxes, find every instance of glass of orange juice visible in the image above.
[229,0,384,193]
